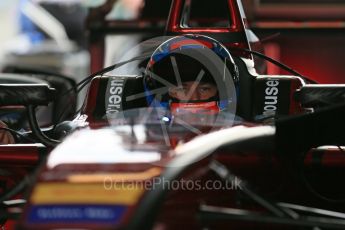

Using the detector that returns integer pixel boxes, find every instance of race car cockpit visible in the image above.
[81,37,305,127]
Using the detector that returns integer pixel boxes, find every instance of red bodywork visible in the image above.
[246,1,345,83]
[165,0,253,58]
[15,125,345,229]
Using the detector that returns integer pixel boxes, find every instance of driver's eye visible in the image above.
[198,87,211,94]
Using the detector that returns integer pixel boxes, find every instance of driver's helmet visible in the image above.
[144,34,239,115]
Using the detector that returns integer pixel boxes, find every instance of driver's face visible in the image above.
[168,81,217,101]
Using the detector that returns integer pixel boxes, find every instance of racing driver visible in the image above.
[144,35,239,117]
